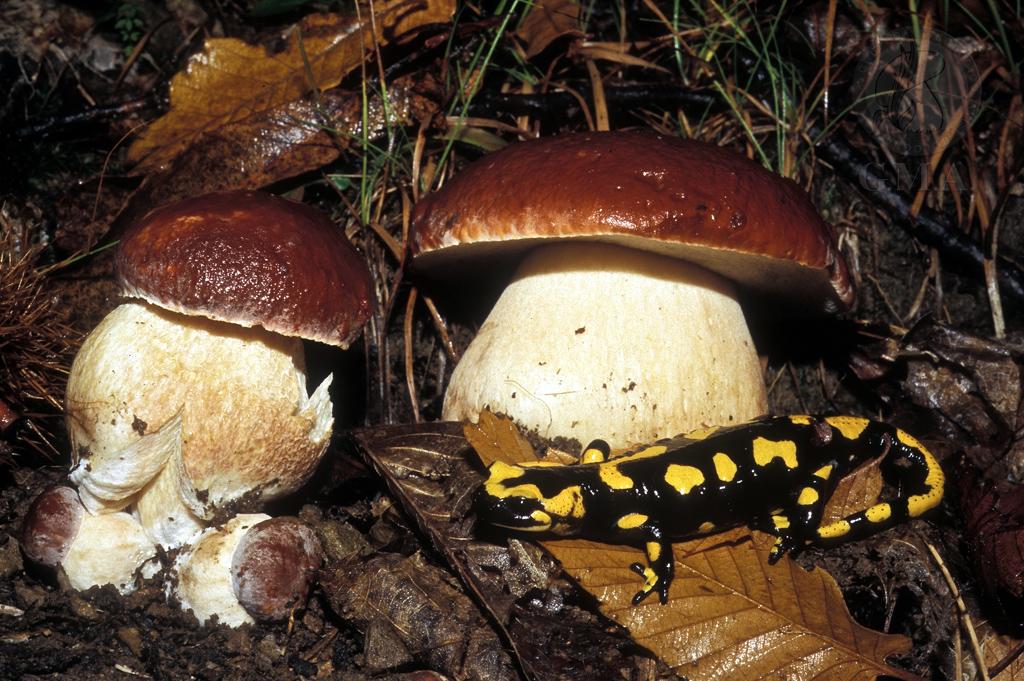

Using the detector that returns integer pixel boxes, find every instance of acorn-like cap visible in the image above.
[21,486,84,567]
[117,190,374,348]
[231,516,323,621]
[413,130,854,313]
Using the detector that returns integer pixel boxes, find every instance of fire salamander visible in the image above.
[477,415,944,605]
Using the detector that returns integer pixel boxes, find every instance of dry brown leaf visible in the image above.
[128,0,454,172]
[117,74,440,225]
[464,410,538,465]
[824,454,885,524]
[516,0,582,59]
[469,411,918,681]
[982,628,1024,680]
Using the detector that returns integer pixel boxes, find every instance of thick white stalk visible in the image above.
[443,242,768,448]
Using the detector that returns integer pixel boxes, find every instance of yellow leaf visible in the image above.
[128,0,454,172]
[464,411,537,466]
[548,536,917,680]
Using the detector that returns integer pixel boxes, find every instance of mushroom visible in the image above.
[64,190,373,548]
[21,486,157,593]
[175,514,322,627]
[412,131,854,448]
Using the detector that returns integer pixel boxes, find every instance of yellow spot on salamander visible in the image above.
[772,515,790,530]
[813,465,833,480]
[896,429,945,518]
[698,521,716,533]
[665,464,705,494]
[526,510,552,531]
[752,438,799,469]
[581,448,606,464]
[646,541,661,561]
[865,503,892,523]
[640,566,658,591]
[817,519,852,539]
[712,453,737,482]
[542,486,585,519]
[617,513,648,529]
[797,487,819,505]
[826,416,870,440]
[486,462,527,485]
[684,425,720,440]
[789,415,813,425]
[484,463,546,502]
[598,444,668,490]
[617,444,668,463]
[599,463,633,490]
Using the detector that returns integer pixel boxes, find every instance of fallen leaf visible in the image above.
[959,461,1024,626]
[515,0,582,59]
[547,536,916,680]
[128,0,454,173]
[981,627,1024,680]
[117,73,441,227]
[320,550,519,680]
[469,411,918,681]
[823,454,885,525]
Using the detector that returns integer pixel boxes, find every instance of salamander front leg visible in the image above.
[630,534,674,605]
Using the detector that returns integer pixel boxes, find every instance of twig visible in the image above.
[12,97,159,140]
[925,542,990,681]
[810,125,1024,304]
[404,287,421,423]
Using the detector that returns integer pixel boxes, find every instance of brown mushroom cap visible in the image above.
[117,190,374,348]
[412,131,854,313]
[21,486,84,567]
[231,516,323,621]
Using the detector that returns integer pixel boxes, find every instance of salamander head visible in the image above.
[476,461,585,534]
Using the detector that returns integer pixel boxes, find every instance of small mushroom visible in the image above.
[412,131,854,447]
[21,486,157,594]
[175,514,322,626]
[65,191,373,547]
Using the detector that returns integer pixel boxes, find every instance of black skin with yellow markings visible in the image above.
[476,415,945,605]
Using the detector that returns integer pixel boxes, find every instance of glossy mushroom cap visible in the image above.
[118,190,374,348]
[413,130,854,313]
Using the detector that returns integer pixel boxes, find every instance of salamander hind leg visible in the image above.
[767,460,839,564]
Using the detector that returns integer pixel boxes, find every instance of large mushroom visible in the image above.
[61,190,373,557]
[412,131,854,448]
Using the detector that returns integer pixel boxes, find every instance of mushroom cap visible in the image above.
[21,486,84,567]
[412,131,854,313]
[231,516,323,621]
[117,190,374,348]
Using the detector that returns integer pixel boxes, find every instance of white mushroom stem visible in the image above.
[442,242,768,448]
[63,511,158,594]
[66,302,334,548]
